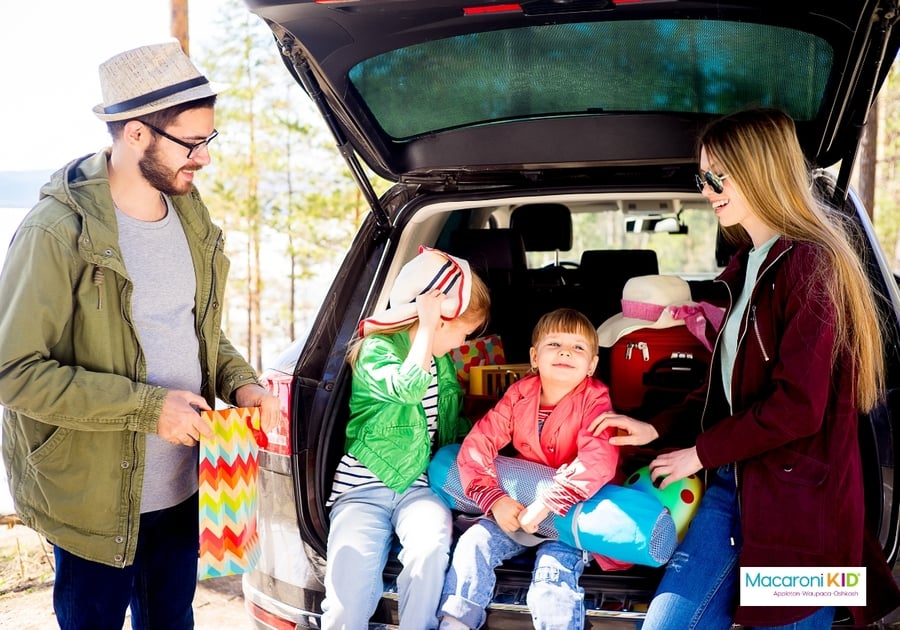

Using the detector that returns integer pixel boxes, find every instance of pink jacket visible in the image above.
[457,374,618,516]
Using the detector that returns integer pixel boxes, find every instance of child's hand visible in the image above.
[519,501,551,534]
[490,496,525,533]
[415,289,446,331]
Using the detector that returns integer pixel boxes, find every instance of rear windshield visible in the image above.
[349,19,832,139]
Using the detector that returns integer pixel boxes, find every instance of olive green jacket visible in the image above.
[0,150,259,567]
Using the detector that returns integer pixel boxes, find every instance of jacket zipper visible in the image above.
[711,243,791,524]
[750,305,771,362]
[734,250,786,375]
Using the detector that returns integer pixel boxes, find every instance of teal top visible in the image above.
[720,234,779,407]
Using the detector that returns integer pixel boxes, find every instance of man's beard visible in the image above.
[138,141,197,196]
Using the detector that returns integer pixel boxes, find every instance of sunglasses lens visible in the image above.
[706,172,724,194]
[694,173,705,193]
[697,171,725,194]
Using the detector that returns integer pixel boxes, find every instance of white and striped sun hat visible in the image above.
[358,246,472,337]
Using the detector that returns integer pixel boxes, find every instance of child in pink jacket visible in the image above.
[439,308,618,630]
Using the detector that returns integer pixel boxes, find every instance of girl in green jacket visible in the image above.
[321,247,490,630]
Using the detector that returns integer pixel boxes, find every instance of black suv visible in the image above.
[238,1,900,627]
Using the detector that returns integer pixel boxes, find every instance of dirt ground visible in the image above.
[6,515,900,629]
[0,519,252,629]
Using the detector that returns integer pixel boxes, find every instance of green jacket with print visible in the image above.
[346,331,470,492]
[0,150,260,567]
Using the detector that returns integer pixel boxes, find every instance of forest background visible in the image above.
[180,0,900,372]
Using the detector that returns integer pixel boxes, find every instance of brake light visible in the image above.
[246,601,297,630]
[259,372,292,456]
[463,3,522,15]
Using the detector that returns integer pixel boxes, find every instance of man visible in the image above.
[0,41,279,629]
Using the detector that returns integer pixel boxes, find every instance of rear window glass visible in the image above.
[349,19,832,139]
[525,207,723,279]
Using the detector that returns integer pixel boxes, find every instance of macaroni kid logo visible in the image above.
[740,567,866,606]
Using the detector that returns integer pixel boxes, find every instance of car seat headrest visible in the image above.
[510,203,573,252]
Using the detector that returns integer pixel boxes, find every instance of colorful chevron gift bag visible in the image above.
[198,407,263,579]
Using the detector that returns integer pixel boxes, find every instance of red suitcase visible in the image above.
[607,326,712,413]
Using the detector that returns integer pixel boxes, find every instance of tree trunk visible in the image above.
[170,0,190,55]
[858,97,879,219]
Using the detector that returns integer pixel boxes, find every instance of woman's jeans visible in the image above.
[322,484,452,630]
[53,492,199,630]
[440,518,587,630]
[640,465,834,630]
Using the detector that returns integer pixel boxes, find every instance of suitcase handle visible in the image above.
[642,357,707,390]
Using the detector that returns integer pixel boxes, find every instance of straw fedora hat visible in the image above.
[359,247,472,337]
[93,41,219,122]
[596,275,699,348]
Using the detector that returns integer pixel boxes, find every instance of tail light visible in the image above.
[246,601,297,630]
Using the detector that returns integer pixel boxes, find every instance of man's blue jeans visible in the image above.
[640,466,834,630]
[53,492,198,630]
[441,517,587,630]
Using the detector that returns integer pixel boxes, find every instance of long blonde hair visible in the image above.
[347,270,491,368]
[699,108,884,409]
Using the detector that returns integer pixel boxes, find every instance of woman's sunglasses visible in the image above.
[695,171,729,194]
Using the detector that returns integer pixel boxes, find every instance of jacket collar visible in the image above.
[717,236,793,291]
[39,150,220,270]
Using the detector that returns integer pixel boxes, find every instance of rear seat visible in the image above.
[446,228,531,362]
[509,203,578,288]
[447,221,664,366]
[504,203,584,358]
[576,249,660,328]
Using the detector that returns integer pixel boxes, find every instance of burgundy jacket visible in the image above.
[651,238,900,626]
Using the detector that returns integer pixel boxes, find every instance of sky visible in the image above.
[2,0,223,173]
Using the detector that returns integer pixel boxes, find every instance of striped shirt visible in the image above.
[327,359,439,506]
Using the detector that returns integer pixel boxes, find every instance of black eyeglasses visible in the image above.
[695,170,729,194]
[138,120,218,159]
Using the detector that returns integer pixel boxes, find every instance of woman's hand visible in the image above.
[589,412,659,446]
[491,496,525,533]
[649,447,703,489]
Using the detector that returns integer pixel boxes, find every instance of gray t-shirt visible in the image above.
[116,196,201,513]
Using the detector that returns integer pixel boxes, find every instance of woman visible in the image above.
[594,108,900,629]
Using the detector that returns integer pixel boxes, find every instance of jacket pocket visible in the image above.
[742,449,828,554]
[21,427,124,534]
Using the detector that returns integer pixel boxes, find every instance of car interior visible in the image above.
[306,184,895,620]
[314,191,728,611]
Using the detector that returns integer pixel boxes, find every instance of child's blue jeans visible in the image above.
[640,465,834,630]
[322,484,452,630]
[441,517,587,630]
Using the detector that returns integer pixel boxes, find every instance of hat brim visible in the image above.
[596,313,687,348]
[93,81,224,122]
[359,304,420,338]
[360,293,475,338]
